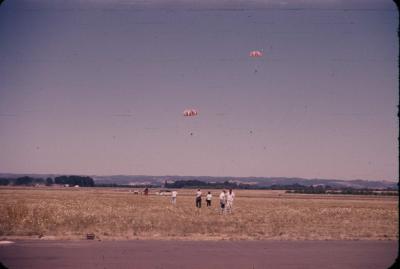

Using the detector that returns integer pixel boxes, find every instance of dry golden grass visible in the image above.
[0,187,397,241]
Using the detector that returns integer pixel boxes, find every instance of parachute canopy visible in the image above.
[249,50,263,57]
[183,109,198,116]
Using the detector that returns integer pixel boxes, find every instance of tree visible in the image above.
[0,178,10,186]
[14,176,44,186]
[54,175,94,187]
[45,178,53,186]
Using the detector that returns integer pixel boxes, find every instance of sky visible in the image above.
[0,0,397,180]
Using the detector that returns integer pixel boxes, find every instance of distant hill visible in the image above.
[91,175,397,189]
[0,173,397,189]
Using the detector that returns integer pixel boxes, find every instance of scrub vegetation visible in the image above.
[0,187,397,241]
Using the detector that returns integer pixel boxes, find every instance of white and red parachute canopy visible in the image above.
[183,109,198,116]
[249,50,263,57]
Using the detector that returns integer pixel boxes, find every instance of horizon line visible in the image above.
[0,172,396,182]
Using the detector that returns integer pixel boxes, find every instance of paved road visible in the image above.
[0,240,397,269]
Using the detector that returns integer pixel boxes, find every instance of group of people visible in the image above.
[170,189,235,213]
[219,189,235,213]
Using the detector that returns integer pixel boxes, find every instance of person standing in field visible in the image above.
[195,189,202,208]
[226,189,235,213]
[171,190,177,205]
[219,190,226,213]
[206,191,212,207]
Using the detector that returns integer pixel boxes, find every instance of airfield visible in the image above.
[0,187,398,268]
[0,186,397,241]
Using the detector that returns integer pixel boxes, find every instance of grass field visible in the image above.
[0,187,398,241]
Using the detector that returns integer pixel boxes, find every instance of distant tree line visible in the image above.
[163,180,397,195]
[54,176,94,187]
[0,175,94,187]
[165,180,238,189]
[95,183,121,188]
[286,186,398,196]
[95,183,156,188]
[164,181,327,190]
[0,177,397,194]
[0,176,46,186]
[0,178,11,185]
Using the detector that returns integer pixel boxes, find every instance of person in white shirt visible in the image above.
[206,191,212,207]
[171,190,177,205]
[195,189,202,208]
[219,190,226,213]
[226,189,235,213]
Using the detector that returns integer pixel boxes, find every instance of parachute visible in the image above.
[183,109,198,136]
[249,50,263,57]
[249,50,263,73]
[183,109,198,117]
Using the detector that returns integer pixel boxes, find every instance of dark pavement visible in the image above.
[0,240,397,269]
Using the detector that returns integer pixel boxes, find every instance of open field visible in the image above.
[0,187,398,241]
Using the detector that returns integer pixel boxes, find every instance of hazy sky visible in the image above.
[0,0,397,180]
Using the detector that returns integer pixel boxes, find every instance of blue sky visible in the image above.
[0,0,397,180]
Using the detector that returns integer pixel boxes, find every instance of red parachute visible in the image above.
[183,109,198,116]
[249,50,263,57]
[249,50,263,73]
[183,109,198,136]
